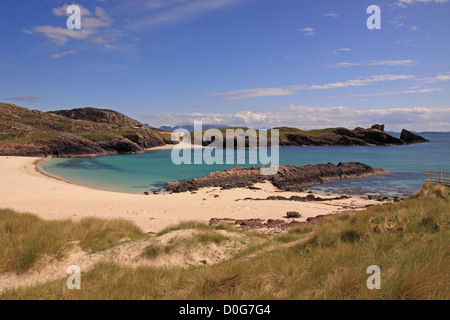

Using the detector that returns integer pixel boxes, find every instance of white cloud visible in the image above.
[327,62,362,68]
[298,27,315,36]
[207,74,415,100]
[343,87,444,98]
[51,50,79,59]
[409,25,418,31]
[126,0,248,31]
[327,60,418,68]
[367,60,418,66]
[207,87,301,100]
[396,0,449,8]
[424,72,450,83]
[143,105,450,132]
[24,5,113,45]
[434,74,450,82]
[324,11,339,18]
[307,74,414,90]
[148,0,163,9]
[332,48,352,55]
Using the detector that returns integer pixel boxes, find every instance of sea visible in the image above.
[40,133,450,198]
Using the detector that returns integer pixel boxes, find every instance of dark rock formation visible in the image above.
[241,194,349,202]
[99,138,142,154]
[306,214,334,224]
[283,124,428,146]
[166,162,389,193]
[202,124,428,148]
[286,211,301,218]
[209,217,303,233]
[400,129,430,144]
[371,124,385,131]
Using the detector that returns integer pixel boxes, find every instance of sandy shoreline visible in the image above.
[0,156,381,233]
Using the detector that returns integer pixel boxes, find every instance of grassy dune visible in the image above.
[1,183,449,300]
[0,210,145,273]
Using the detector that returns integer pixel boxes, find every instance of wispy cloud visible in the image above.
[4,96,43,103]
[327,59,418,68]
[143,105,450,132]
[327,62,362,68]
[367,59,418,66]
[207,74,415,100]
[342,87,444,98]
[125,0,248,32]
[307,75,414,90]
[324,11,339,18]
[332,48,352,55]
[207,86,303,100]
[298,27,315,36]
[395,0,449,8]
[389,15,407,28]
[424,72,450,83]
[51,50,79,59]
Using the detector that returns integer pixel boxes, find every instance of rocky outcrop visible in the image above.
[209,217,303,233]
[0,103,165,157]
[122,131,166,149]
[282,125,411,147]
[400,129,430,144]
[240,194,349,202]
[166,162,389,193]
[202,124,429,148]
[49,108,142,129]
[98,138,142,154]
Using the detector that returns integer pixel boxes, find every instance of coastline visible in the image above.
[0,156,384,234]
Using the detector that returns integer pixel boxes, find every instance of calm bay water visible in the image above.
[41,133,450,197]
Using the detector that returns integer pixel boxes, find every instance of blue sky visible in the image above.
[1,0,449,131]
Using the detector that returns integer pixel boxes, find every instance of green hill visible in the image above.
[0,103,170,157]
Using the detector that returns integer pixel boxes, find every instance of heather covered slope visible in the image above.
[0,103,166,157]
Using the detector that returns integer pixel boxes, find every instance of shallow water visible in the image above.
[41,133,450,197]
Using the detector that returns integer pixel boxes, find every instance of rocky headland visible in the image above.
[0,103,172,157]
[198,124,430,148]
[0,103,429,158]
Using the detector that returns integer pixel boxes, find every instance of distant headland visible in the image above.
[0,103,429,158]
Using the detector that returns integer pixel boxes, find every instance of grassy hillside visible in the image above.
[188,125,411,147]
[1,183,448,300]
[0,210,145,273]
[0,103,166,156]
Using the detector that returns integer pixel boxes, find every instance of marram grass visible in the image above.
[1,183,448,300]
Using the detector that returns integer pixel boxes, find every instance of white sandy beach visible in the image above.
[0,155,386,293]
[0,156,380,233]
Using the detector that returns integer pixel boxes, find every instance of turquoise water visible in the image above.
[41,133,450,197]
